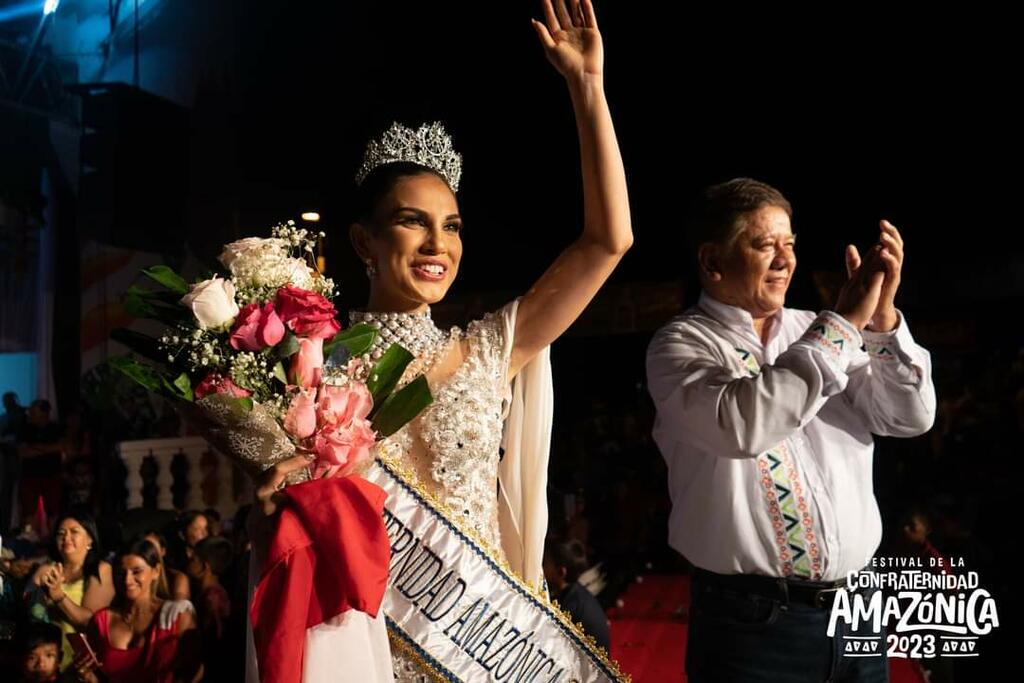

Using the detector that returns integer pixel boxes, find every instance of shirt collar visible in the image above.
[697,290,785,347]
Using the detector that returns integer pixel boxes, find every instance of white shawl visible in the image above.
[495,299,555,588]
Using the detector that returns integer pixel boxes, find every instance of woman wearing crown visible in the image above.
[249,1,632,680]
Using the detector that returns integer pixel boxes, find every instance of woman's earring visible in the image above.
[365,259,377,279]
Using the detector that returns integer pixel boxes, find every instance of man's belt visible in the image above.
[693,567,860,609]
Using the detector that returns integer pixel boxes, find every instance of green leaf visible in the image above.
[141,265,189,295]
[366,344,414,416]
[148,303,192,326]
[110,329,167,365]
[371,375,433,438]
[108,357,164,393]
[125,285,181,304]
[323,323,377,358]
[272,361,288,384]
[170,372,194,401]
[122,286,191,325]
[276,332,300,358]
[123,290,157,318]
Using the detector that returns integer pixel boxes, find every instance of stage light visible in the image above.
[43,0,59,16]
[301,212,321,223]
[0,2,42,23]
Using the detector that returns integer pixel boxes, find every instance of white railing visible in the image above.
[116,437,253,518]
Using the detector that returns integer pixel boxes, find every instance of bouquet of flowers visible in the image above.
[110,221,431,480]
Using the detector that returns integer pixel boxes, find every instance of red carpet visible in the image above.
[608,574,689,682]
[607,573,928,683]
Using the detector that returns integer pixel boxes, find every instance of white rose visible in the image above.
[218,237,287,270]
[179,277,240,330]
[283,258,315,289]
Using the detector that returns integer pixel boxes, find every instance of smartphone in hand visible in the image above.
[67,632,99,665]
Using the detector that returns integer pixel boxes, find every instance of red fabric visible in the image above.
[250,475,390,683]
[608,574,688,682]
[91,608,181,683]
[199,583,231,639]
[889,658,930,683]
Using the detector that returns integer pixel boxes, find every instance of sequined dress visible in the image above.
[381,308,512,680]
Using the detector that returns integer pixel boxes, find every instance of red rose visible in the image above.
[274,285,341,340]
[194,373,252,400]
[229,302,286,351]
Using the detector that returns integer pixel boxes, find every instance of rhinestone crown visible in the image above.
[354,121,462,191]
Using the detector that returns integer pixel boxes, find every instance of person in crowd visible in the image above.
[185,536,232,640]
[26,512,114,672]
[1,391,26,441]
[543,537,611,651]
[17,400,64,524]
[177,512,209,559]
[17,621,64,683]
[72,538,201,683]
[187,536,233,681]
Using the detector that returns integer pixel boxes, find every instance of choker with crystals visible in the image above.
[349,308,448,362]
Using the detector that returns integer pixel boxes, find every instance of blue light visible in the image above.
[0,353,39,412]
[0,2,43,23]
[43,0,59,16]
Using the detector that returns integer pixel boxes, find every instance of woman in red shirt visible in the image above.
[73,538,201,683]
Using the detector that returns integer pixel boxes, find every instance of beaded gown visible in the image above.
[375,305,512,680]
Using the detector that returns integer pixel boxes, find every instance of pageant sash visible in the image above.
[365,457,628,683]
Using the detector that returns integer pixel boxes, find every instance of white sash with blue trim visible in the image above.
[366,457,627,683]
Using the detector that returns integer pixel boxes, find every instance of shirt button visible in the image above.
[827,535,836,543]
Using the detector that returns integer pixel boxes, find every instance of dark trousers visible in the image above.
[686,571,889,683]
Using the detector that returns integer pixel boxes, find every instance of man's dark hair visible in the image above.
[194,536,235,577]
[690,177,793,253]
[545,538,589,585]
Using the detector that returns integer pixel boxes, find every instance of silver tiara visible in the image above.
[354,121,463,191]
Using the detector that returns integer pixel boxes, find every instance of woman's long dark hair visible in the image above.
[49,510,103,585]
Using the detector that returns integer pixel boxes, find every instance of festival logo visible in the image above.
[827,557,1000,661]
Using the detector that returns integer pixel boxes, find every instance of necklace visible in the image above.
[349,308,449,370]
[122,601,155,630]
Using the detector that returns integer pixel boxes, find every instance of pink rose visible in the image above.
[229,302,286,351]
[317,383,373,427]
[289,337,323,389]
[283,389,317,439]
[312,417,377,478]
[194,373,252,400]
[275,285,341,340]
